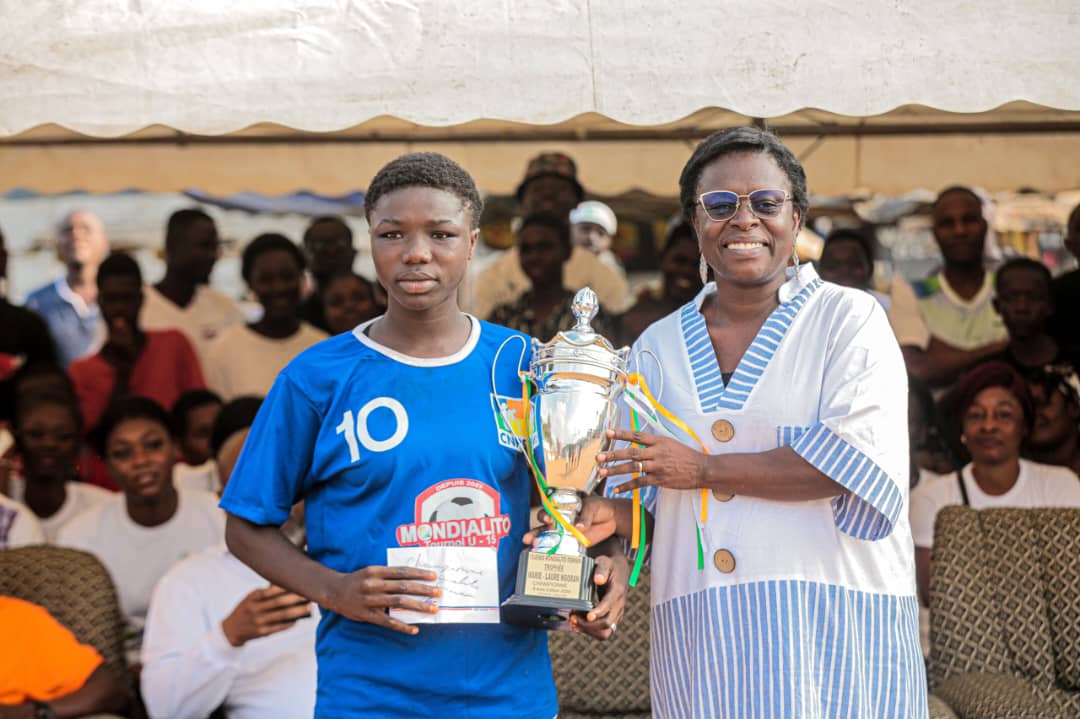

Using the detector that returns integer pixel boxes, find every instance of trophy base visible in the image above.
[501,549,595,630]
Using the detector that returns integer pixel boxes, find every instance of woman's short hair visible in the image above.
[96,252,143,286]
[171,389,223,438]
[363,152,483,230]
[92,396,176,457]
[952,361,1035,432]
[241,233,305,283]
[14,389,84,434]
[678,126,809,230]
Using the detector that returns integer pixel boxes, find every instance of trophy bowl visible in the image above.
[502,288,629,629]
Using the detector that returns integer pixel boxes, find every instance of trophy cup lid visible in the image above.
[558,287,604,345]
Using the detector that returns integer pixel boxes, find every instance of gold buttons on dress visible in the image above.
[711,419,734,443]
[713,549,736,574]
[712,491,734,502]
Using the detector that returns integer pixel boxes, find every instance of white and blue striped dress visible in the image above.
[608,265,928,718]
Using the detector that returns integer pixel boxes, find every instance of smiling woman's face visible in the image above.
[692,152,801,291]
[962,385,1026,466]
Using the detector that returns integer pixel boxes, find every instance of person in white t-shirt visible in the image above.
[204,234,328,400]
[0,493,44,547]
[142,414,314,719]
[910,361,1080,604]
[58,397,225,666]
[8,391,111,542]
[140,209,246,367]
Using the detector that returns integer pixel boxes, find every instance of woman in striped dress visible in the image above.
[578,126,927,718]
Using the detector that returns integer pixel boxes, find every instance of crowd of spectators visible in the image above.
[1,148,1078,717]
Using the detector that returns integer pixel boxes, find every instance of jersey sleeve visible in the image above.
[219,372,321,527]
[790,297,910,541]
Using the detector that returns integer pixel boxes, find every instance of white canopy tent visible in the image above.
[2,0,1079,196]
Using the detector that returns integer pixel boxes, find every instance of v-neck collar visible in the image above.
[680,264,822,413]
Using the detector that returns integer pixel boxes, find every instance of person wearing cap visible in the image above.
[462,152,631,320]
[569,200,626,274]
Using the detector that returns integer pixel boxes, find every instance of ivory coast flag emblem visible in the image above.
[491,394,528,451]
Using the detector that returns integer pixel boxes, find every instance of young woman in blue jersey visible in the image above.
[221,152,628,719]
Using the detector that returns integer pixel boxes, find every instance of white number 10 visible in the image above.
[335,397,410,462]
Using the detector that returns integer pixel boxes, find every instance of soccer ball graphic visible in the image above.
[422,485,496,523]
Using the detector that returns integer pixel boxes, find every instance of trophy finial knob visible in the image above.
[571,287,599,332]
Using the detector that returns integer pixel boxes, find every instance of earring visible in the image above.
[960,434,968,445]
[791,242,800,275]
[699,255,709,285]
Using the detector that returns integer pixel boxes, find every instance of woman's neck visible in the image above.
[970,456,1022,496]
[250,315,301,339]
[371,299,472,359]
[23,475,69,519]
[705,276,783,327]
[126,484,179,527]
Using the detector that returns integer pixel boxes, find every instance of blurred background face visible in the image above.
[180,401,222,467]
[171,217,221,284]
[571,222,612,254]
[961,386,1026,465]
[520,177,579,218]
[994,267,1052,338]
[322,274,378,335]
[661,237,704,303]
[304,220,356,279]
[105,417,176,501]
[1028,382,1078,449]
[59,211,109,270]
[818,239,872,290]
[16,402,80,481]
[932,191,986,266]
[98,275,143,326]
[517,224,568,288]
[248,249,303,322]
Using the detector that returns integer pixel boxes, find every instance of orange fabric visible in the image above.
[0,596,103,705]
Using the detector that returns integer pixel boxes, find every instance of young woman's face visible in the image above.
[104,417,176,501]
[660,237,704,303]
[181,402,221,467]
[16,403,80,480]
[248,249,303,322]
[368,187,477,315]
[517,224,567,288]
[322,274,378,335]
[962,386,1026,465]
[693,152,801,291]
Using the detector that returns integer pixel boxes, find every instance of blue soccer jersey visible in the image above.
[220,316,557,719]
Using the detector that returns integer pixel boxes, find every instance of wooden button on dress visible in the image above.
[712,491,734,502]
[713,549,736,573]
[711,419,734,443]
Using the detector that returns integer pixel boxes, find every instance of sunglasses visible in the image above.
[698,189,791,222]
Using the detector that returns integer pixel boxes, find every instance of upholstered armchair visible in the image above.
[927,506,1080,719]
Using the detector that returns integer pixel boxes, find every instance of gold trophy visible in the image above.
[501,288,630,629]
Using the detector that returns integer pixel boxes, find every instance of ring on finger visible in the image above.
[609,622,617,632]
[635,460,644,476]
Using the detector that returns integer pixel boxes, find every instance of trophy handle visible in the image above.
[491,334,530,450]
[631,347,665,403]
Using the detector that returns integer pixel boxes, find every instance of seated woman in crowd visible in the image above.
[489,212,616,339]
[1025,363,1080,475]
[142,394,315,719]
[8,391,111,542]
[58,397,225,666]
[319,270,380,335]
[205,234,328,400]
[909,361,1080,605]
[171,389,223,494]
[618,216,702,346]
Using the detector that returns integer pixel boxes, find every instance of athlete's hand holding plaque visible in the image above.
[501,288,630,630]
